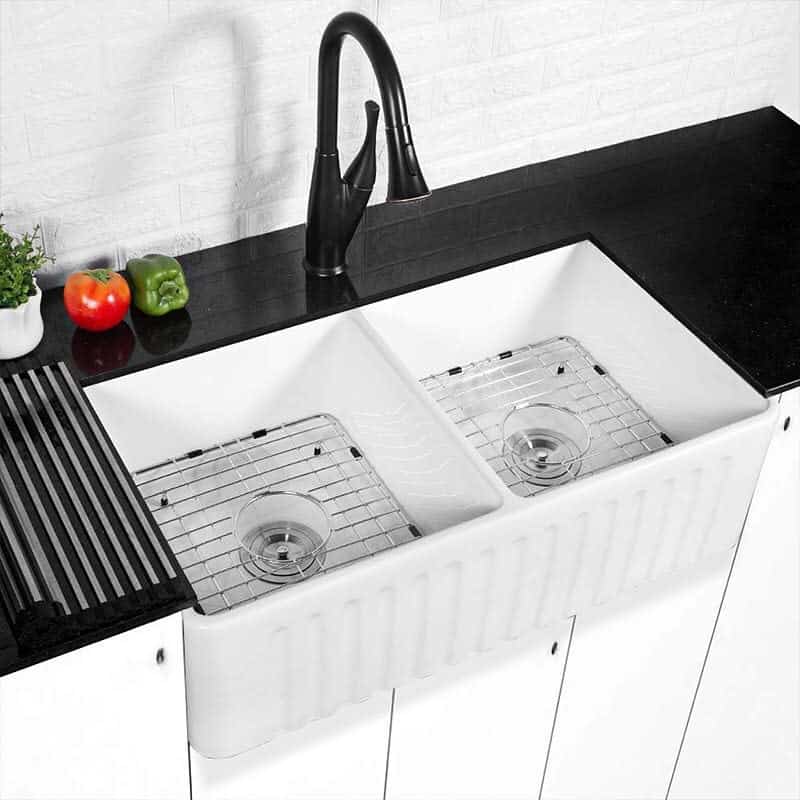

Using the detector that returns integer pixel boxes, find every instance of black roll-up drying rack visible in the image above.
[0,362,191,655]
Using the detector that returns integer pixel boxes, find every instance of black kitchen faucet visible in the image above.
[304,12,430,277]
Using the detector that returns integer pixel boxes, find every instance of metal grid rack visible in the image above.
[421,336,673,498]
[132,414,420,615]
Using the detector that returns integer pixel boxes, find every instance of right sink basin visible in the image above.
[362,237,776,605]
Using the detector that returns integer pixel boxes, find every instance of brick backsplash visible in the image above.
[0,0,797,287]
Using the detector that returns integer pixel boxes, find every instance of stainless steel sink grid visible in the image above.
[421,336,673,498]
[132,414,420,614]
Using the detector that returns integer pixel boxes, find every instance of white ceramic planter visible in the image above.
[0,281,44,360]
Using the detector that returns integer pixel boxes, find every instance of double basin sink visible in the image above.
[86,241,775,758]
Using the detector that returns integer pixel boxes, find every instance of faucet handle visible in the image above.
[343,100,380,190]
[363,99,380,127]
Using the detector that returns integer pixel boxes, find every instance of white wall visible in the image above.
[775,0,800,120]
[0,0,798,287]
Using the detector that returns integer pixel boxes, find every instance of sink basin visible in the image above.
[95,314,500,616]
[87,240,775,758]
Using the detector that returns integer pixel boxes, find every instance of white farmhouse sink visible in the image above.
[87,240,776,758]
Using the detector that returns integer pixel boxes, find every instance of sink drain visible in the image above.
[505,427,583,486]
[502,403,590,487]
[238,522,326,584]
[235,492,329,584]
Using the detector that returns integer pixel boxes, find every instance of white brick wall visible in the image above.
[0,0,797,286]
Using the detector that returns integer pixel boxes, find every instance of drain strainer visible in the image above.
[238,521,326,584]
[235,491,329,584]
[502,402,590,487]
[505,427,583,486]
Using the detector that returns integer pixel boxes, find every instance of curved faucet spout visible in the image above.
[317,13,408,154]
[305,12,430,278]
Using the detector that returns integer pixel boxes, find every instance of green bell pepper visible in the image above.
[126,254,189,317]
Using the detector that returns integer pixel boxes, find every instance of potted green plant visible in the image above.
[0,217,49,359]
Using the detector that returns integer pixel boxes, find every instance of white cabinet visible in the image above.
[384,622,572,800]
[670,390,799,799]
[0,613,189,800]
[541,556,733,800]
[190,692,393,800]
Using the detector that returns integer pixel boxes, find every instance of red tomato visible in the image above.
[64,269,131,332]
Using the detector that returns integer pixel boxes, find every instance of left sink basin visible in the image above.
[86,312,501,756]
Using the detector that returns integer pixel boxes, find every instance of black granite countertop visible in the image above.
[1,105,798,675]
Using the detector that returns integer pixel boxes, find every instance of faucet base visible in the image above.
[303,259,347,278]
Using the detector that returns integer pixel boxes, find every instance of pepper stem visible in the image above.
[158,280,179,300]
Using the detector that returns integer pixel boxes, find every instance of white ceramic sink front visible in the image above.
[87,240,776,758]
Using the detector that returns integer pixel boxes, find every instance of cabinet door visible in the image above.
[541,557,732,800]
[190,692,393,800]
[0,613,189,800]
[670,391,799,799]
[385,622,572,800]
